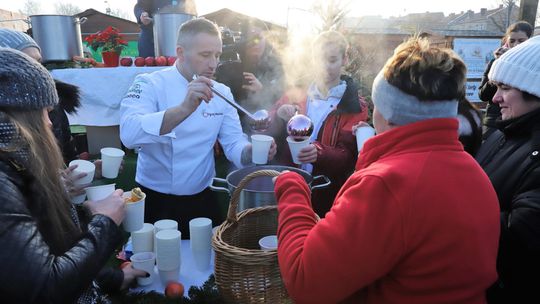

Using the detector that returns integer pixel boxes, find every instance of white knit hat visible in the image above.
[489,35,540,98]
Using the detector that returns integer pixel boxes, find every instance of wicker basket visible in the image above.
[212,169,291,303]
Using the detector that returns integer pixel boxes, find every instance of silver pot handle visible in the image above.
[311,175,331,190]
[77,17,87,24]
[210,177,230,194]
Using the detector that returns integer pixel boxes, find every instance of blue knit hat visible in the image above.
[0,28,41,52]
[0,48,58,109]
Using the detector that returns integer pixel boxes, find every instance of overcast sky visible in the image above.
[0,0,507,25]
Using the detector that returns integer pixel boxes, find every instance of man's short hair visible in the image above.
[312,31,349,57]
[176,18,221,47]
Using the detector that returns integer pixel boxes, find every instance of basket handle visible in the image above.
[226,169,281,223]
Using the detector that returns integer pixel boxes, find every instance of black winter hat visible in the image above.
[0,48,58,109]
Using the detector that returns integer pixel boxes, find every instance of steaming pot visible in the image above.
[30,15,86,62]
[210,165,331,211]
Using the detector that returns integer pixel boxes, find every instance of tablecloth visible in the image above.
[51,67,166,126]
[130,239,214,297]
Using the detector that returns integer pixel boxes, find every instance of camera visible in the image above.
[220,27,241,63]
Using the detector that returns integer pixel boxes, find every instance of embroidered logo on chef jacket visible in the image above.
[202,110,224,118]
[124,79,148,100]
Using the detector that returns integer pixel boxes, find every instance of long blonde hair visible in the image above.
[1,108,79,254]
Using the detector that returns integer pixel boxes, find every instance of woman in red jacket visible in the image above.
[273,37,500,304]
[267,31,368,217]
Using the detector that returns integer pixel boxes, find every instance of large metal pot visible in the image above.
[153,12,195,57]
[30,15,86,62]
[211,165,331,211]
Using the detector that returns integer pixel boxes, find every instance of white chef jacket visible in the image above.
[120,66,249,195]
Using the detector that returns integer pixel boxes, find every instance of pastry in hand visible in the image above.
[125,187,145,203]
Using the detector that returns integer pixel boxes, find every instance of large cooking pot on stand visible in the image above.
[29,15,86,62]
[153,12,195,57]
[210,165,331,211]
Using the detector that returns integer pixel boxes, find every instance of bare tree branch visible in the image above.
[312,0,351,32]
[54,2,82,16]
[108,8,131,20]
[490,0,517,32]
[19,0,41,16]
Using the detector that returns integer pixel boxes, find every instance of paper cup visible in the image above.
[259,235,278,251]
[100,147,125,179]
[69,160,96,205]
[355,126,375,152]
[159,267,180,286]
[155,229,181,271]
[132,223,154,254]
[85,183,115,201]
[69,160,96,184]
[154,219,178,232]
[123,191,146,232]
[251,134,273,165]
[286,136,310,164]
[189,217,212,271]
[154,219,178,253]
[130,252,156,286]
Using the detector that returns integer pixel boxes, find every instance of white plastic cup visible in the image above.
[189,217,212,271]
[259,235,278,251]
[155,229,181,271]
[69,160,96,205]
[131,223,154,254]
[85,183,115,201]
[153,219,178,253]
[286,136,310,164]
[158,267,180,286]
[130,252,156,286]
[100,147,125,179]
[355,126,375,152]
[122,191,146,232]
[251,134,273,165]
[154,219,178,232]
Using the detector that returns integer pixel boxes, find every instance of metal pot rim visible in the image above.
[225,165,313,194]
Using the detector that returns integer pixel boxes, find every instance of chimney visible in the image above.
[481,8,487,16]
[467,10,474,18]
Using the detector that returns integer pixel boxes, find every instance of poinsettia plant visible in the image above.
[84,26,128,53]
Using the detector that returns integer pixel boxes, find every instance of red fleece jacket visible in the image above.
[274,118,500,304]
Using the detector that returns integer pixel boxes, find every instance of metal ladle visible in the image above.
[192,75,271,131]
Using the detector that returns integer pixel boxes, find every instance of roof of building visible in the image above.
[202,8,286,32]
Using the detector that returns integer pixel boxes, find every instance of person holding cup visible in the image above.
[266,31,368,217]
[273,38,500,303]
[0,48,146,302]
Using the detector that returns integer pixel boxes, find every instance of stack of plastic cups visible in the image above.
[155,229,181,285]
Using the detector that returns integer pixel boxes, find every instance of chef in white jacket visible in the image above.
[120,18,276,236]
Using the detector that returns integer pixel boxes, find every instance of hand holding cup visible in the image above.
[85,189,125,226]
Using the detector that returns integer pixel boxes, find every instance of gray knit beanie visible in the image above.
[489,35,540,98]
[0,28,41,52]
[0,48,58,109]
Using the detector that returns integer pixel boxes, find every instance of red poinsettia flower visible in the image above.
[85,26,128,54]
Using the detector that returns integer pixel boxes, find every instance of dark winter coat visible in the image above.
[0,119,123,303]
[476,107,540,304]
[478,58,501,135]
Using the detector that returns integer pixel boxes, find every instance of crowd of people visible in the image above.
[0,11,539,303]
